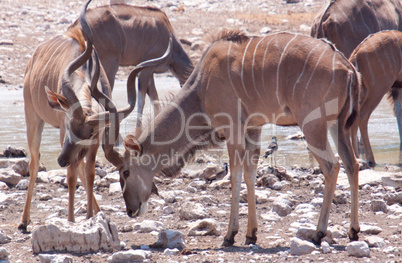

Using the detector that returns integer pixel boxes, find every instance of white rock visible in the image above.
[360,224,382,234]
[321,241,331,254]
[294,203,315,214]
[260,26,272,34]
[10,158,29,176]
[371,199,388,213]
[160,190,184,203]
[310,197,323,206]
[0,192,12,205]
[38,254,73,263]
[0,168,21,186]
[382,175,402,189]
[31,212,120,253]
[109,182,121,194]
[272,198,292,217]
[134,220,164,233]
[107,250,150,263]
[179,202,207,220]
[188,218,221,236]
[333,190,347,204]
[346,241,370,257]
[163,248,180,255]
[0,247,9,260]
[289,237,316,255]
[0,182,8,190]
[365,236,386,248]
[0,230,11,244]
[260,211,281,222]
[296,227,333,244]
[15,178,29,190]
[385,192,402,205]
[104,171,120,183]
[329,225,347,238]
[154,230,186,249]
[388,203,402,214]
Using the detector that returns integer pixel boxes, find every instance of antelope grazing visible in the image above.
[311,0,402,58]
[20,0,169,231]
[68,3,194,135]
[106,30,361,246]
[349,30,402,166]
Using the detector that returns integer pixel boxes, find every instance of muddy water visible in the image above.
[1,75,400,170]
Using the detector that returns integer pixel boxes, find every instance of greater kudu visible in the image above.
[105,30,361,246]
[20,0,170,231]
[68,3,194,136]
[349,30,402,166]
[311,0,402,165]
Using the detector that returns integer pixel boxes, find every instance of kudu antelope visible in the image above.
[349,30,402,166]
[311,0,402,165]
[20,0,170,231]
[105,30,361,246]
[68,3,194,135]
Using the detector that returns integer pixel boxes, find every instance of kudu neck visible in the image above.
[139,88,214,176]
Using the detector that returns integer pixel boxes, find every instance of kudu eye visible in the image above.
[123,170,129,179]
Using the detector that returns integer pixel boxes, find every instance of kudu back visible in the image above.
[69,3,194,135]
[110,31,361,246]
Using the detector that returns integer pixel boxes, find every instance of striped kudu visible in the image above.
[106,30,361,246]
[20,0,169,231]
[68,3,194,136]
[311,0,402,165]
[349,30,402,166]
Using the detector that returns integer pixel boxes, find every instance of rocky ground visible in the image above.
[0,148,402,262]
[1,0,402,262]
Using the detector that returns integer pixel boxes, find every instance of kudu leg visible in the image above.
[302,123,339,245]
[19,117,44,232]
[84,147,101,218]
[67,164,79,222]
[222,143,245,247]
[243,128,261,245]
[393,88,402,165]
[330,124,360,241]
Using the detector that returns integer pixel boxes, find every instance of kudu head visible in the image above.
[45,0,110,167]
[101,38,173,217]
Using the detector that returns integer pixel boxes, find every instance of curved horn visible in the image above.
[118,37,174,119]
[61,0,94,121]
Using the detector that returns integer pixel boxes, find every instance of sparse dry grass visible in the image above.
[236,11,318,28]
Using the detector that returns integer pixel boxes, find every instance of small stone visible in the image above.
[321,241,331,254]
[333,190,347,204]
[0,168,22,186]
[163,248,180,255]
[187,219,221,236]
[0,247,9,260]
[346,241,370,257]
[0,231,11,244]
[365,236,386,248]
[152,230,186,249]
[272,198,292,217]
[179,202,207,220]
[360,224,382,234]
[289,237,316,255]
[107,250,149,262]
[15,178,29,190]
[133,220,164,233]
[371,199,388,213]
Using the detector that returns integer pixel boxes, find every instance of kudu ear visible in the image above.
[85,112,111,128]
[45,86,70,112]
[124,134,142,156]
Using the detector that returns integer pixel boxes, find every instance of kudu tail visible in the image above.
[345,69,361,129]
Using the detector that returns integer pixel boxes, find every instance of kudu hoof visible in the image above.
[17,222,29,233]
[221,238,235,247]
[311,231,326,246]
[348,227,360,241]
[244,235,257,245]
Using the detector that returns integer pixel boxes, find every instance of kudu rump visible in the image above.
[311,0,402,165]
[110,31,361,246]
[20,0,169,231]
[69,3,194,135]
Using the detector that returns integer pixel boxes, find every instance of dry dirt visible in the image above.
[1,0,402,262]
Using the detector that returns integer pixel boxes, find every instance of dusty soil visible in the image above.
[1,0,402,262]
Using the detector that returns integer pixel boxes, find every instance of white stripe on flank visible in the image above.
[241,38,253,98]
[370,40,387,76]
[252,36,266,102]
[227,42,241,100]
[261,35,277,92]
[39,38,69,89]
[277,34,298,107]
[336,5,354,32]
[357,4,372,34]
[370,4,382,31]
[323,51,338,99]
[303,44,328,98]
[292,43,320,98]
